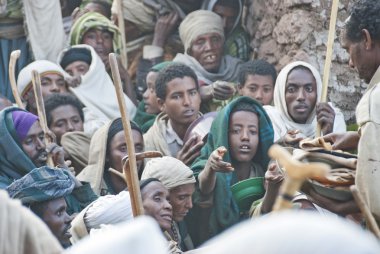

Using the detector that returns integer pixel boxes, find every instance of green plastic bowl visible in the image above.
[231,177,265,212]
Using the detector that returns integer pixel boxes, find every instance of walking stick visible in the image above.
[350,185,380,239]
[316,0,339,137]
[31,71,54,167]
[9,50,24,108]
[115,0,128,69]
[269,145,329,211]
[109,53,143,216]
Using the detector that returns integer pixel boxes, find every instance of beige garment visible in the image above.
[61,131,91,174]
[23,0,66,61]
[0,190,62,254]
[141,156,195,189]
[143,113,173,157]
[356,66,380,222]
[77,120,113,196]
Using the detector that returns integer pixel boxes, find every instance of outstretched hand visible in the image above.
[207,146,234,173]
[176,135,204,166]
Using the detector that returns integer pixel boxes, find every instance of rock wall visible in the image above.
[244,0,364,124]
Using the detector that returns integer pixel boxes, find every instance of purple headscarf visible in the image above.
[11,111,39,142]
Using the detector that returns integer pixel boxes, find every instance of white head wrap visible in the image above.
[111,0,155,33]
[179,10,224,53]
[141,156,196,190]
[85,190,133,230]
[264,61,322,140]
[17,60,65,97]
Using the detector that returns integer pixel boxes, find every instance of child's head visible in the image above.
[228,102,260,163]
[238,60,277,105]
[155,63,201,127]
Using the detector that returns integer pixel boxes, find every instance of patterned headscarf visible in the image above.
[7,166,75,205]
[69,12,122,55]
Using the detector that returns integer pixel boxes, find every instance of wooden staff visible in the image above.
[109,53,143,216]
[350,185,380,239]
[115,0,128,69]
[269,145,329,211]
[9,50,24,108]
[316,0,339,137]
[31,70,54,167]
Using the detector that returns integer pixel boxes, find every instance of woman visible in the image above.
[77,118,144,195]
[189,96,274,243]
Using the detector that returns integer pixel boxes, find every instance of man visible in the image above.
[144,63,204,166]
[202,0,251,61]
[142,156,196,251]
[173,10,244,112]
[0,107,97,214]
[17,60,68,115]
[0,190,63,254]
[237,59,277,105]
[7,166,76,248]
[264,61,346,144]
[323,0,380,223]
[45,93,84,145]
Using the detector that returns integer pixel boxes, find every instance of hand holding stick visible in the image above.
[316,0,339,137]
[269,145,329,211]
[31,70,54,167]
[9,50,24,108]
[109,53,142,216]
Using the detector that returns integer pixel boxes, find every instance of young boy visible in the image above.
[190,96,274,244]
[144,63,204,166]
[237,59,277,105]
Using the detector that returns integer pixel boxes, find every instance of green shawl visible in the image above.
[133,100,157,133]
[69,12,122,55]
[190,96,274,240]
[0,107,36,189]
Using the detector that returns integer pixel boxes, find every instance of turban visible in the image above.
[60,47,92,70]
[179,10,224,53]
[69,12,122,55]
[141,157,196,190]
[6,166,75,205]
[111,0,155,33]
[11,110,39,143]
[17,60,65,97]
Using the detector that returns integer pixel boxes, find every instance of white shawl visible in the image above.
[58,45,136,133]
[264,61,346,141]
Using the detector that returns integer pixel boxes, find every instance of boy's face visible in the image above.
[64,60,90,78]
[238,74,274,105]
[228,110,259,163]
[143,71,161,114]
[158,76,201,128]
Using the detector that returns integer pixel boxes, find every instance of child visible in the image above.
[189,96,274,244]
[237,59,277,105]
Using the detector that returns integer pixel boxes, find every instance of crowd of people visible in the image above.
[1,0,380,253]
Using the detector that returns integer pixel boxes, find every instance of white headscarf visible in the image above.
[17,60,66,97]
[264,61,345,141]
[141,156,195,190]
[179,10,224,53]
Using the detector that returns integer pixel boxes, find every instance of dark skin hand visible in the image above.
[176,135,204,166]
[307,188,360,216]
[152,12,179,48]
[323,131,360,151]
[316,102,335,135]
[261,162,284,214]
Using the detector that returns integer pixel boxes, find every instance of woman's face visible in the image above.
[108,129,144,173]
[141,181,173,231]
[228,110,259,163]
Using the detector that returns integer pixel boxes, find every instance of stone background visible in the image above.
[243,0,364,124]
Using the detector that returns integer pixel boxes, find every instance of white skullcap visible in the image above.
[179,10,224,53]
[64,216,168,254]
[84,190,133,230]
[141,156,196,190]
[17,60,65,97]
